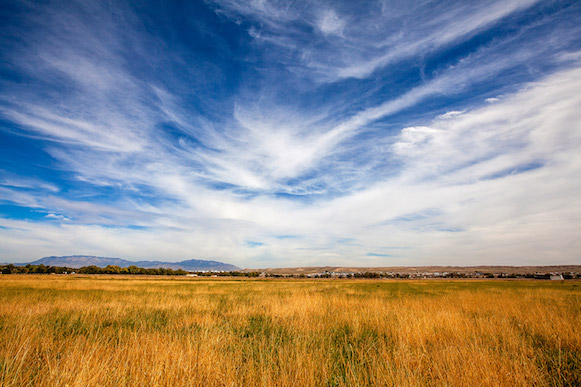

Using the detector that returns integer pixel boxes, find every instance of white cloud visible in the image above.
[45,213,71,221]
[2,66,581,265]
[0,174,60,193]
[317,10,346,36]
[437,111,465,119]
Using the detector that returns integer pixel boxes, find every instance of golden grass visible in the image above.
[0,276,579,386]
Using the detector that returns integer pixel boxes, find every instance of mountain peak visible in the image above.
[23,256,240,271]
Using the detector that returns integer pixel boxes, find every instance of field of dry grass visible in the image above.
[0,276,579,386]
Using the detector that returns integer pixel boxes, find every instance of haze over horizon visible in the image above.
[1,0,580,267]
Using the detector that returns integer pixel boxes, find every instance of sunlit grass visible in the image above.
[0,276,579,386]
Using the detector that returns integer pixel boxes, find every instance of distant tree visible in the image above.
[54,266,66,274]
[78,265,101,274]
[2,264,16,274]
[127,265,140,275]
[104,265,121,274]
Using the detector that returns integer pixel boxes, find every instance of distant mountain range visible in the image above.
[14,255,240,271]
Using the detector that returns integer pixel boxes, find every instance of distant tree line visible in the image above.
[0,264,189,276]
[1,264,578,279]
[266,272,580,279]
[264,272,398,278]
[0,264,263,277]
[194,271,260,277]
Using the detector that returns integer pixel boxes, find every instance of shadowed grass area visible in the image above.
[0,276,579,386]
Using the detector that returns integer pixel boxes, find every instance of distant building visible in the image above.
[550,274,564,280]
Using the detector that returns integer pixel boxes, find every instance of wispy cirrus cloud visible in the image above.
[0,0,580,266]
[209,0,546,81]
[0,173,60,193]
[2,63,580,265]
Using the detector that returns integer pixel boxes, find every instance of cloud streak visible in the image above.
[209,0,544,81]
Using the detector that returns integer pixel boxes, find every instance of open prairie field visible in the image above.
[0,276,579,386]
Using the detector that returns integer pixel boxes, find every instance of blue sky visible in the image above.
[1,0,580,267]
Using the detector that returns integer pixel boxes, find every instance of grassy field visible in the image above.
[0,276,579,386]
